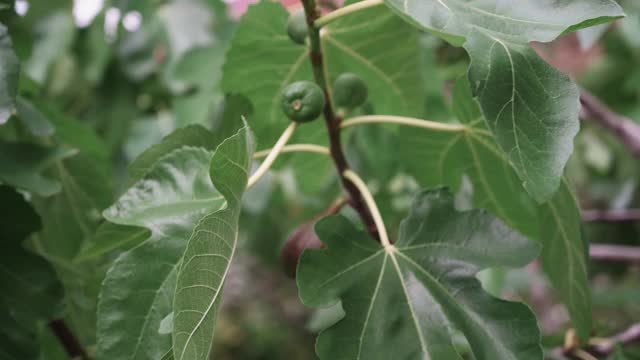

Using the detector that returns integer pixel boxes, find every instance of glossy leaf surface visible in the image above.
[97,147,224,360]
[384,0,624,201]
[223,1,423,146]
[298,189,541,360]
[172,126,253,360]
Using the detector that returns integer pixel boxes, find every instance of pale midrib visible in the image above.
[472,130,587,280]
[483,32,538,193]
[317,250,384,290]
[177,214,239,360]
[129,265,177,360]
[388,250,429,355]
[356,254,388,359]
[56,162,94,237]
[437,0,566,30]
[31,235,84,275]
[126,197,225,224]
[81,229,149,259]
[160,348,173,360]
[395,251,516,359]
[438,134,462,183]
[545,202,587,300]
[463,134,509,221]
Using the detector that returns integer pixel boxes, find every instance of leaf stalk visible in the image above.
[343,169,391,248]
[314,0,384,28]
[247,122,298,189]
[253,144,330,159]
[342,115,467,132]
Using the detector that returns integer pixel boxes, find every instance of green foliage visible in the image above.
[97,146,225,359]
[0,186,63,359]
[222,1,314,146]
[0,142,76,196]
[14,97,54,137]
[172,126,253,359]
[222,0,423,146]
[74,222,150,263]
[298,189,541,359]
[0,23,19,125]
[0,0,636,359]
[332,72,368,109]
[399,77,592,336]
[384,0,624,202]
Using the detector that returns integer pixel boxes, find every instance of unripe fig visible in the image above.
[281,81,325,123]
[287,9,308,45]
[332,73,368,109]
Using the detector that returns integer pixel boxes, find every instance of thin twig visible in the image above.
[580,90,640,158]
[582,209,640,222]
[590,323,640,356]
[300,0,379,240]
[590,244,640,263]
[48,319,90,359]
[552,323,640,359]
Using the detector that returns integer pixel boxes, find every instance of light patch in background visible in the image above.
[123,11,142,32]
[104,7,122,41]
[73,0,104,28]
[223,0,259,19]
[14,0,29,16]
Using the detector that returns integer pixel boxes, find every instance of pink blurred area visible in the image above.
[228,0,301,18]
[228,0,340,19]
[532,34,604,78]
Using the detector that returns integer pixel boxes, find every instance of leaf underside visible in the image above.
[172,126,253,360]
[97,147,225,360]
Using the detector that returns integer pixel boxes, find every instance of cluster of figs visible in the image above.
[282,10,369,123]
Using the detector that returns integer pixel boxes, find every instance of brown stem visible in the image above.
[582,209,640,222]
[48,319,89,360]
[590,323,640,356]
[590,244,640,264]
[580,90,640,158]
[299,0,379,240]
[550,323,640,359]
